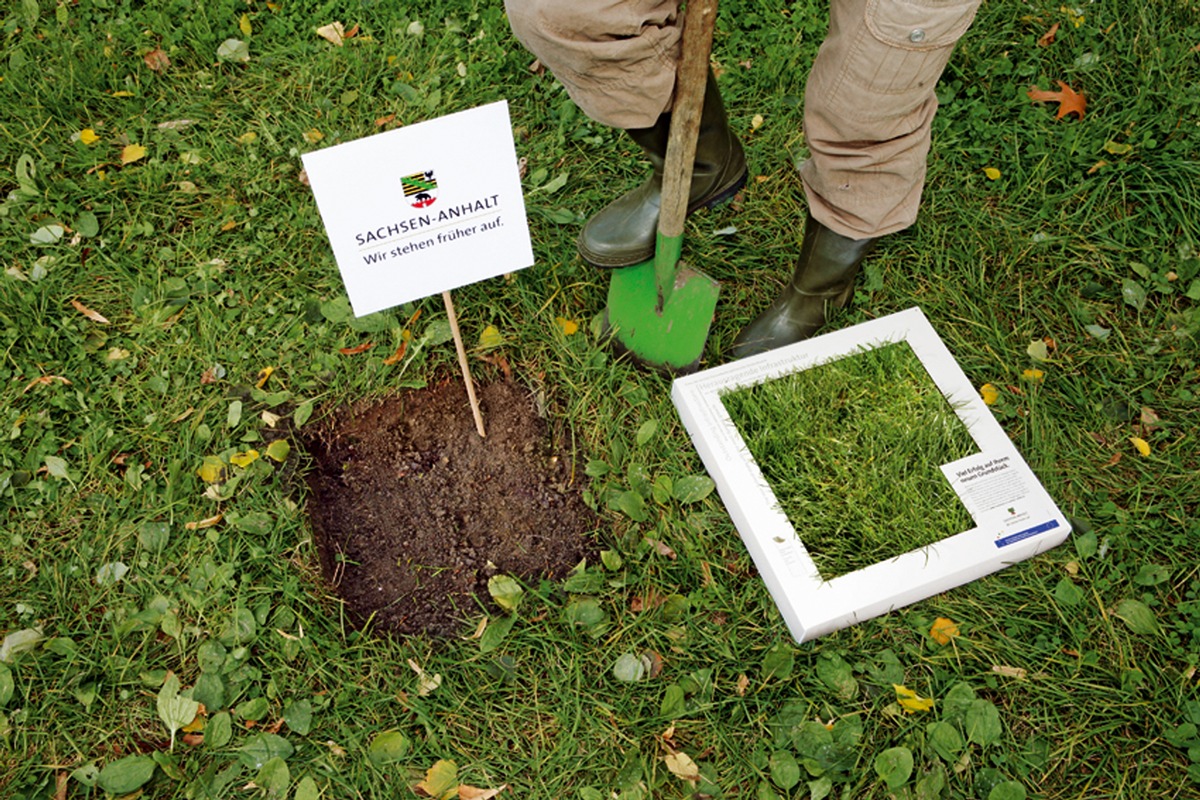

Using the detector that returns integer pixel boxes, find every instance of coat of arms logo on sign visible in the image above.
[402,170,437,209]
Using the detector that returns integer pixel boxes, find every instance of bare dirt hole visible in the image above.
[303,378,600,637]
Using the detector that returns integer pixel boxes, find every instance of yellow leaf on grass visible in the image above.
[255,366,274,388]
[1060,5,1085,28]
[930,617,960,645]
[121,143,147,164]
[239,13,252,36]
[229,449,259,468]
[1129,436,1150,456]
[196,456,226,484]
[478,324,503,350]
[751,114,765,131]
[265,440,291,463]
[983,167,1001,180]
[414,759,458,799]
[555,316,579,335]
[181,702,207,732]
[303,128,324,144]
[1022,368,1045,382]
[979,383,999,405]
[79,128,100,146]
[236,131,258,144]
[893,684,934,714]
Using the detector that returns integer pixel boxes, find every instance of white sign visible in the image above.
[302,101,534,316]
[672,307,1070,643]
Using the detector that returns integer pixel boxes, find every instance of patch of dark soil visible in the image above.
[303,378,599,637]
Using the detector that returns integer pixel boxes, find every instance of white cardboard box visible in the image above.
[671,307,1070,643]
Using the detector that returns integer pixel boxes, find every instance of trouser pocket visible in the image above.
[824,0,981,118]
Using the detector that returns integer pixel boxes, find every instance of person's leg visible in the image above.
[505,0,746,268]
[733,0,981,358]
[505,0,681,128]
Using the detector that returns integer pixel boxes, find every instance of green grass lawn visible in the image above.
[2,1,1198,798]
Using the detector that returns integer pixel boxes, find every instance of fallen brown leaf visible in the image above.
[631,588,667,613]
[185,513,223,531]
[23,375,72,393]
[1027,80,1086,120]
[479,352,512,380]
[458,786,507,800]
[644,650,664,679]
[144,48,171,72]
[339,341,374,355]
[645,537,677,560]
[1037,22,1060,46]
[382,341,408,365]
[70,298,110,324]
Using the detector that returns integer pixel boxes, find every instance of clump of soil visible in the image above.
[303,378,599,637]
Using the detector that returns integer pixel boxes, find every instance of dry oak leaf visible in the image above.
[1027,80,1086,119]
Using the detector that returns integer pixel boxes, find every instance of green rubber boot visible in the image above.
[731,214,878,359]
[578,72,747,269]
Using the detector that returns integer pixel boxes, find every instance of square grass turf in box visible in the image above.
[719,339,979,580]
[672,308,1070,643]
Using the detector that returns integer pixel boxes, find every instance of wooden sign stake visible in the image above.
[442,290,486,438]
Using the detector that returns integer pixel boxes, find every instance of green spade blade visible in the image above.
[605,232,719,375]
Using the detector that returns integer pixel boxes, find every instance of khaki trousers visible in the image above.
[505,0,981,239]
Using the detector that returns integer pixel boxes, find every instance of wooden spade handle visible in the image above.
[659,0,718,241]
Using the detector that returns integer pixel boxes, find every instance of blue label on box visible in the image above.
[995,519,1061,548]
